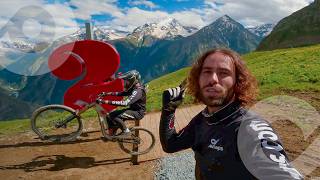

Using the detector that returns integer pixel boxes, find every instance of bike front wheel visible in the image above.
[31,105,83,142]
[118,127,155,155]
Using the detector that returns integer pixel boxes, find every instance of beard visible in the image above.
[199,85,234,107]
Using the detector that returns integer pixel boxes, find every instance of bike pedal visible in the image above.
[115,132,132,140]
[101,137,109,142]
[80,132,89,137]
[101,136,117,142]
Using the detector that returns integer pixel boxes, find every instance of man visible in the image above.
[97,70,146,135]
[159,49,303,179]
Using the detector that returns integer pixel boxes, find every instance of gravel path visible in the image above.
[154,151,195,180]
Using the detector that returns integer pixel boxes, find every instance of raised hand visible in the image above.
[162,79,187,111]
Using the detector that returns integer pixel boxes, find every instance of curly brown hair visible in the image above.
[187,48,258,107]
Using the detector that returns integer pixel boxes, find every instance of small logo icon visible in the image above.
[208,138,224,151]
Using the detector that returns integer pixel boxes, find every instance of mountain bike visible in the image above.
[30,93,155,155]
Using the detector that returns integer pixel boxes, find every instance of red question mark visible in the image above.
[48,40,124,112]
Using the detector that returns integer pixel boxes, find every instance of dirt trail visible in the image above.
[0,119,156,180]
[0,102,319,179]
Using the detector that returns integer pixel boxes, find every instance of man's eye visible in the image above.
[202,70,211,74]
[219,71,230,76]
[203,69,212,73]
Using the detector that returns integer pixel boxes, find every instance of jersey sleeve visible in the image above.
[159,109,199,153]
[107,88,142,107]
[113,91,131,96]
[237,115,303,180]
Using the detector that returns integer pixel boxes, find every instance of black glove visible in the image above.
[162,82,186,111]
[96,98,104,104]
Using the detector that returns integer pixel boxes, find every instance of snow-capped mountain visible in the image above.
[97,27,129,40]
[66,26,128,42]
[247,23,275,38]
[0,26,128,54]
[127,18,198,42]
[194,15,260,53]
[0,39,37,52]
[215,15,240,31]
[197,15,251,39]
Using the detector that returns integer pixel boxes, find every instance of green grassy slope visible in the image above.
[146,67,192,111]
[244,44,320,97]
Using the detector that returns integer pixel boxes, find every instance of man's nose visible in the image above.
[209,72,219,84]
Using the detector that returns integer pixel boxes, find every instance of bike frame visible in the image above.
[56,100,115,141]
[79,101,116,141]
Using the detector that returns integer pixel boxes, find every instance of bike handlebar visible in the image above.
[97,92,107,98]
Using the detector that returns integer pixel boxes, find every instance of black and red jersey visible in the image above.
[106,85,146,113]
[159,101,303,179]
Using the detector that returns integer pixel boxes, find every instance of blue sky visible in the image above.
[0,0,314,39]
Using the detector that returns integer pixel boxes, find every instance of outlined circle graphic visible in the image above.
[237,95,320,179]
[4,5,55,43]
[0,5,77,76]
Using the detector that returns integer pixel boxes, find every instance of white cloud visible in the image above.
[204,0,312,26]
[0,0,42,18]
[128,0,159,9]
[69,0,124,20]
[0,17,8,28]
[42,3,79,39]
[108,7,169,31]
[171,10,206,27]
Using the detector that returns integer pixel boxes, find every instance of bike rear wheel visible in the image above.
[118,127,155,155]
[31,105,83,142]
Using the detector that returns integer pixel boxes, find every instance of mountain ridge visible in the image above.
[247,23,275,38]
[257,0,320,50]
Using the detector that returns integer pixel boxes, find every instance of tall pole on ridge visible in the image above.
[85,22,93,40]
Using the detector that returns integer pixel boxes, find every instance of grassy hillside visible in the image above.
[0,118,30,136]
[1,44,320,134]
[0,87,37,120]
[146,67,193,111]
[244,44,320,97]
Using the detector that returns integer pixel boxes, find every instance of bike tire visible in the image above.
[31,104,83,142]
[118,127,155,155]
